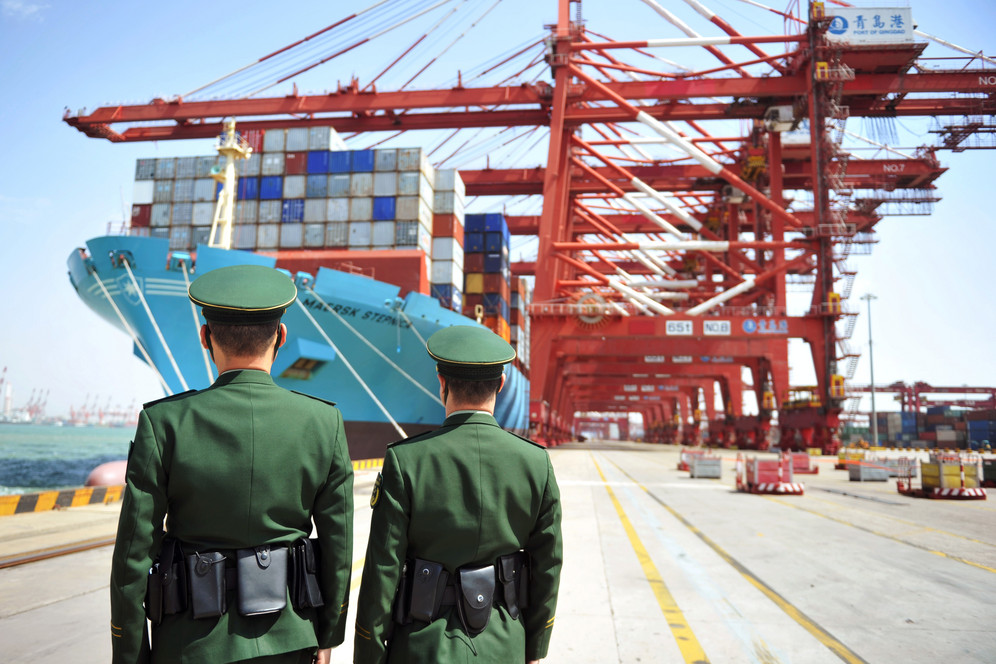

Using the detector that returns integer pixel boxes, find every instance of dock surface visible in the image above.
[2,441,994,663]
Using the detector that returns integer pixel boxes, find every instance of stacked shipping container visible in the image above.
[463,213,512,343]
[874,407,996,450]
[429,169,466,313]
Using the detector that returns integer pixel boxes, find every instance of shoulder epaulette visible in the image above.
[387,428,438,448]
[290,390,336,406]
[509,430,547,450]
[143,389,197,409]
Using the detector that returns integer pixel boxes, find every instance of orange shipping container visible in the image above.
[284,151,308,175]
[432,213,465,244]
[265,248,429,296]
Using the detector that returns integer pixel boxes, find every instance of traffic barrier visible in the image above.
[736,453,804,495]
[0,485,124,517]
[790,452,819,475]
[678,448,705,471]
[896,454,987,500]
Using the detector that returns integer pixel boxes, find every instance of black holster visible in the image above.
[497,551,529,620]
[289,538,324,610]
[236,545,288,616]
[186,550,228,619]
[146,537,187,624]
[455,565,495,637]
[409,559,449,623]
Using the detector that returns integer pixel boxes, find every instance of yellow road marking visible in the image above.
[593,456,710,664]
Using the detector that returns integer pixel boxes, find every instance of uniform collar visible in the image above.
[442,411,499,428]
[211,369,275,388]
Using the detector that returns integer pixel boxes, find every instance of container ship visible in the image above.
[67,123,531,460]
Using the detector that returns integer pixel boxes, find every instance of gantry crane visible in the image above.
[63,0,996,453]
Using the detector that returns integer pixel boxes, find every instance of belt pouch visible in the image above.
[498,553,527,620]
[455,565,495,636]
[408,558,449,623]
[186,551,227,619]
[290,538,324,609]
[161,539,188,617]
[146,562,164,624]
[393,560,414,625]
[237,545,288,616]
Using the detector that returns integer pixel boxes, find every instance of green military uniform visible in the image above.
[109,265,354,664]
[354,326,563,663]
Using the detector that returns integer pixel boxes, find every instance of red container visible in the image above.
[464,252,484,273]
[482,273,510,300]
[284,152,308,175]
[131,204,151,228]
[432,213,465,244]
[266,248,429,296]
[243,129,265,153]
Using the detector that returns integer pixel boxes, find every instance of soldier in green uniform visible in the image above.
[109,264,354,664]
[354,325,563,663]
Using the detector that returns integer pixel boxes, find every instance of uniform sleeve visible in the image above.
[312,407,355,648]
[353,446,410,664]
[109,410,167,664]
[524,452,563,660]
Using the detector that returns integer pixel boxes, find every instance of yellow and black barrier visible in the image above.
[0,485,125,517]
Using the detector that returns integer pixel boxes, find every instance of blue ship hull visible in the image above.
[67,235,529,460]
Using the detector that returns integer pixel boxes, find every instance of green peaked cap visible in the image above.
[188,264,297,324]
[426,325,515,381]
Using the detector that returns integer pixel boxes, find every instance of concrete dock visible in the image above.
[1,442,993,663]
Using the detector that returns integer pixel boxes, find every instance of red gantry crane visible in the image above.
[64,0,996,453]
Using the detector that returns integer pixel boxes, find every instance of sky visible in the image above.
[0,0,994,420]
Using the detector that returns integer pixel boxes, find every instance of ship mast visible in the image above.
[207,118,251,249]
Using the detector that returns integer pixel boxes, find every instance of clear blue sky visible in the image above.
[0,0,994,419]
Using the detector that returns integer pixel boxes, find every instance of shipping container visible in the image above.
[172,203,193,225]
[257,224,280,248]
[374,172,398,196]
[173,179,194,202]
[328,174,351,197]
[242,129,265,153]
[432,237,464,263]
[350,172,374,197]
[482,293,510,320]
[285,127,309,152]
[485,231,508,253]
[308,126,346,151]
[233,224,257,249]
[304,198,327,223]
[192,202,215,226]
[235,200,258,224]
[260,176,283,200]
[329,151,350,173]
[304,223,326,248]
[153,180,174,203]
[175,157,197,179]
[263,129,286,152]
[372,221,396,246]
[135,159,156,180]
[282,199,305,223]
[349,221,372,247]
[283,175,306,199]
[307,151,330,174]
[262,153,285,176]
[155,157,176,179]
[351,149,375,172]
[465,213,487,232]
[484,252,510,274]
[237,177,259,200]
[280,223,304,248]
[430,283,462,311]
[464,252,484,273]
[239,153,262,177]
[284,151,308,175]
[375,148,398,171]
[372,196,396,221]
[196,157,219,178]
[431,259,463,286]
[395,195,432,225]
[259,200,283,224]
[133,180,154,205]
[151,203,171,227]
[169,225,191,250]
[465,232,485,253]
[432,213,465,244]
[131,204,151,228]
[192,227,211,246]
[194,178,217,202]
[327,198,350,222]
[434,169,466,198]
[433,191,464,215]
[465,273,484,294]
[326,222,349,247]
[395,221,419,246]
[350,197,373,222]
[397,148,433,181]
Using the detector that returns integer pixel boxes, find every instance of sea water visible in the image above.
[0,423,131,495]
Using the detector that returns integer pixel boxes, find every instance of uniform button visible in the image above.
[477,594,484,603]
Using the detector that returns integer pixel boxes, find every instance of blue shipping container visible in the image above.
[485,231,507,253]
[351,149,375,172]
[329,152,351,173]
[430,284,462,311]
[465,214,486,232]
[484,212,506,232]
[372,196,396,221]
[483,252,509,274]
[482,293,510,320]
[465,232,485,253]
[306,174,328,198]
[259,176,283,200]
[281,199,305,223]
[307,151,330,174]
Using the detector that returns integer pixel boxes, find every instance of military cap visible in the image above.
[426,325,515,381]
[188,264,297,324]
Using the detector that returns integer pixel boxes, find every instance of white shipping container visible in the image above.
[261,153,285,176]
[434,169,466,198]
[417,223,432,254]
[397,172,422,197]
[304,199,327,223]
[236,200,258,224]
[350,197,373,222]
[432,237,464,264]
[308,126,347,151]
[373,172,397,196]
[133,180,154,205]
[395,195,432,225]
[173,179,194,202]
[326,222,349,247]
[327,198,350,222]
[328,174,351,196]
[239,153,262,177]
[395,221,418,246]
[153,180,174,203]
[431,259,464,286]
[135,158,156,180]
[257,224,280,248]
[280,223,304,248]
[374,149,397,171]
[397,148,434,184]
[285,127,309,152]
[194,178,217,202]
[433,191,465,216]
[192,227,211,246]
[259,200,283,223]
[372,220,395,246]
[192,202,215,226]
[349,221,372,247]
[350,172,373,197]
[151,203,171,227]
[196,157,219,178]
[263,129,286,152]
[304,223,326,247]
[169,225,191,250]
[233,224,257,249]
[283,175,306,199]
